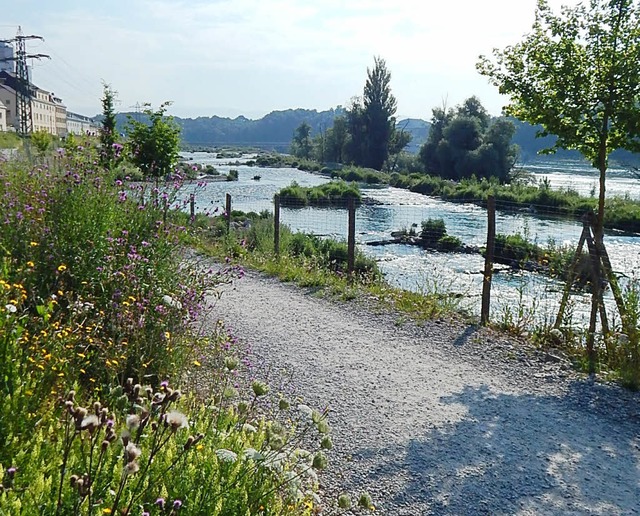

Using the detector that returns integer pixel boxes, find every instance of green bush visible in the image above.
[420,218,447,246]
[279,181,361,208]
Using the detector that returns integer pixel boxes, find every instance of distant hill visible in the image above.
[112,108,638,165]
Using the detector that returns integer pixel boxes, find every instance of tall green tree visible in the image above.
[100,83,120,170]
[344,58,399,169]
[126,102,181,182]
[362,56,398,170]
[477,0,640,240]
[290,121,313,159]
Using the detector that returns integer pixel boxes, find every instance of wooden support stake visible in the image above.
[225,193,232,233]
[189,193,195,222]
[274,194,281,256]
[481,196,496,326]
[347,197,356,276]
[554,223,588,329]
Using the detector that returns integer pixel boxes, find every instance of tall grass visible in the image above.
[0,145,332,514]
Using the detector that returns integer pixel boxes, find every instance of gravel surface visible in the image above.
[204,268,640,515]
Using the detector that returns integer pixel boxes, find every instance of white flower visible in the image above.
[125,442,142,462]
[124,461,140,476]
[125,414,140,430]
[162,294,183,310]
[243,448,263,461]
[80,414,100,431]
[166,410,189,431]
[242,423,257,434]
[215,449,238,463]
[4,304,17,313]
[297,404,313,418]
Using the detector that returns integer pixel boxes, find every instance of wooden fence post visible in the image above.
[274,194,281,256]
[189,193,195,221]
[481,196,496,325]
[347,197,356,276]
[225,193,232,233]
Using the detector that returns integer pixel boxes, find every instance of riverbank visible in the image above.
[208,266,640,515]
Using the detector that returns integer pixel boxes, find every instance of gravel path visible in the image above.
[204,269,640,515]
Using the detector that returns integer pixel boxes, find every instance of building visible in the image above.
[66,111,99,136]
[0,43,13,74]
[0,100,7,131]
[0,83,15,130]
[51,94,67,137]
[32,86,57,134]
[0,70,63,135]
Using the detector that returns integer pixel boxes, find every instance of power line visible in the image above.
[0,26,50,136]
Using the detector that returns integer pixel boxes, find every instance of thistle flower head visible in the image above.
[124,461,139,476]
[166,410,189,431]
[80,414,100,432]
[125,442,142,462]
[125,414,140,431]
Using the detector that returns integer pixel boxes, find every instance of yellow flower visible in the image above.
[30,241,38,247]
[57,265,67,272]
[27,261,34,267]
[164,331,171,340]
[102,509,112,515]
[196,444,204,451]
[193,360,201,367]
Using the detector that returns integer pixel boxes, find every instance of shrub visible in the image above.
[420,218,447,247]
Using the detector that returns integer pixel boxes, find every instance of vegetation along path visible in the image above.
[206,268,640,515]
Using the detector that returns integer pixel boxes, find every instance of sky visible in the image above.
[3,0,581,120]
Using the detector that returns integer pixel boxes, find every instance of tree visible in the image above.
[100,83,120,170]
[126,102,181,182]
[290,121,312,159]
[30,129,52,157]
[477,0,640,241]
[418,97,517,182]
[361,56,398,170]
[343,58,398,169]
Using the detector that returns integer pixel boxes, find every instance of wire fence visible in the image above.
[190,188,633,338]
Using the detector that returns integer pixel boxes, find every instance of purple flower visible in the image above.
[173,499,183,510]
[155,498,165,509]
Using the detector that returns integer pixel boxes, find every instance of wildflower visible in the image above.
[338,494,352,509]
[102,509,112,515]
[251,380,269,397]
[224,356,239,371]
[173,500,183,510]
[321,436,333,450]
[215,449,238,463]
[358,492,373,509]
[162,294,182,310]
[7,467,16,477]
[155,498,166,510]
[125,442,142,462]
[27,261,34,267]
[30,241,38,247]
[278,398,290,411]
[4,303,17,313]
[166,410,189,431]
[126,414,140,430]
[80,414,100,432]
[297,404,313,417]
[57,264,67,272]
[124,461,139,476]
[193,360,201,367]
[312,452,327,470]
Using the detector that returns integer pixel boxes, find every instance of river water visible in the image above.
[181,152,640,327]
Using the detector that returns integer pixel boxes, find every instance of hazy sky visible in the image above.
[3,0,580,120]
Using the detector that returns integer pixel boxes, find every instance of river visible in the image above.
[180,152,640,327]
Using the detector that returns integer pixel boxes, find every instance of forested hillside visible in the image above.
[112,108,638,165]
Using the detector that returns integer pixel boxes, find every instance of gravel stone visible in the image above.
[203,268,640,515]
